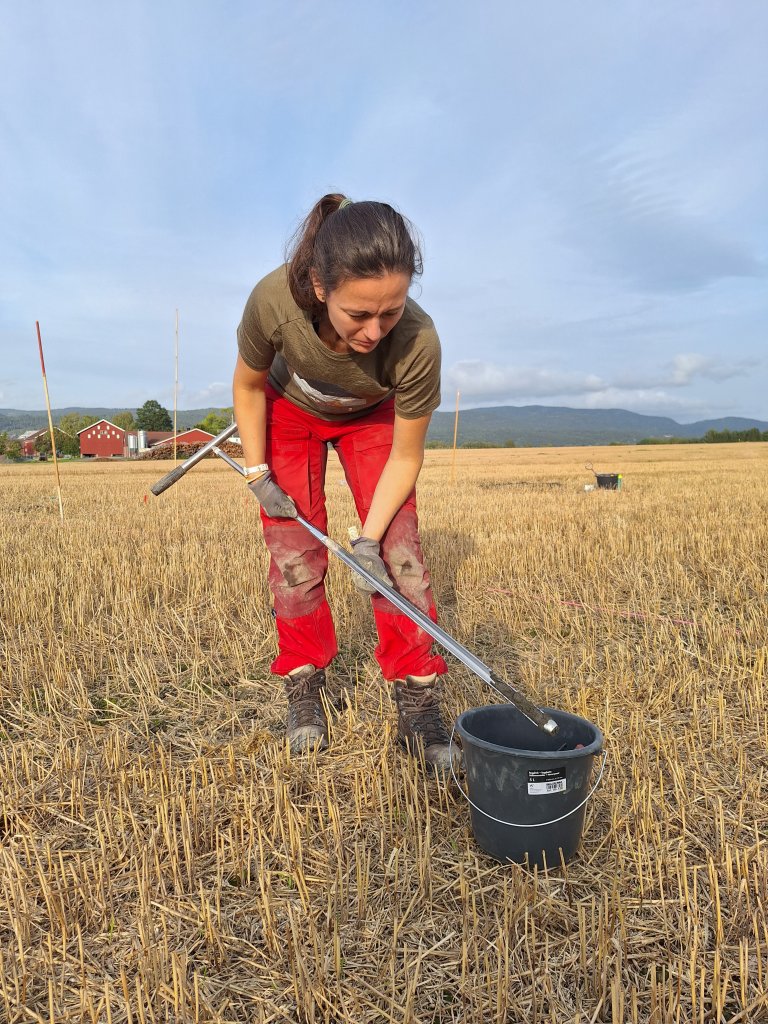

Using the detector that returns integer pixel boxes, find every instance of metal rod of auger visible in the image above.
[150,423,239,495]
[294,513,559,735]
[212,446,246,474]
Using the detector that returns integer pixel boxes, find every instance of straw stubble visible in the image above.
[0,442,766,1022]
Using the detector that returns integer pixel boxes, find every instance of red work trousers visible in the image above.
[260,386,447,681]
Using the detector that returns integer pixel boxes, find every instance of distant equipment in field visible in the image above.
[585,462,623,491]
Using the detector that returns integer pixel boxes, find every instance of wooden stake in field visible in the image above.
[450,389,460,483]
[173,308,179,464]
[35,321,64,522]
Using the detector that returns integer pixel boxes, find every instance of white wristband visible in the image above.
[244,463,269,475]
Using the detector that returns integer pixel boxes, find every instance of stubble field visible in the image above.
[1,443,766,1023]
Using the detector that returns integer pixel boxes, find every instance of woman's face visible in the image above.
[313,272,411,354]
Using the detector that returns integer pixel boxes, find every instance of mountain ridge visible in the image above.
[2,405,766,446]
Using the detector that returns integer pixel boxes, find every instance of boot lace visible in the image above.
[396,681,449,748]
[285,669,326,730]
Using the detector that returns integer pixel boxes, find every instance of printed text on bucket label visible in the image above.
[528,768,566,795]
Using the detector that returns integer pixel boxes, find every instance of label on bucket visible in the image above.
[527,768,566,795]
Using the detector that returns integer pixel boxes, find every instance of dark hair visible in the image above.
[287,193,423,314]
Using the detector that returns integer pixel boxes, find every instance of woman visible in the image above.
[233,193,455,771]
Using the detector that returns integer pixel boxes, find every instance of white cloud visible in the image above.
[556,147,765,292]
[666,353,758,385]
[443,353,762,417]
[575,389,712,417]
[613,352,760,390]
[444,361,607,401]
[182,382,233,407]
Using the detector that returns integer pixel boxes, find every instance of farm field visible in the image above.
[1,443,767,1023]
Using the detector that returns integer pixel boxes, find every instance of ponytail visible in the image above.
[287,193,423,315]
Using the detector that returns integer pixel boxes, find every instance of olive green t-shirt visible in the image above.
[236,265,442,422]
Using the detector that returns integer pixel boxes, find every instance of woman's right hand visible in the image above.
[248,471,298,518]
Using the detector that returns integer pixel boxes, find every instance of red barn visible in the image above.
[18,428,48,457]
[151,429,215,448]
[78,419,126,458]
[144,431,174,447]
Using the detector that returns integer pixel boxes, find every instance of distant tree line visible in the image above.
[0,433,20,459]
[426,438,517,449]
[130,401,233,434]
[192,410,233,434]
[639,428,767,445]
[131,401,232,434]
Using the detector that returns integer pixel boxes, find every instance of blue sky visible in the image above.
[2,1,766,421]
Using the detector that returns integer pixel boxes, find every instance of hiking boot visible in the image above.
[393,674,460,774]
[284,665,328,754]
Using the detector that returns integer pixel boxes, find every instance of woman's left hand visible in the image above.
[350,537,392,593]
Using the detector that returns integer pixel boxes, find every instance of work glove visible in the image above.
[350,537,393,594]
[248,470,298,519]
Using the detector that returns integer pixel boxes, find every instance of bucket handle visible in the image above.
[449,724,607,829]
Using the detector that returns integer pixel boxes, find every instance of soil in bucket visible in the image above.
[454,705,603,868]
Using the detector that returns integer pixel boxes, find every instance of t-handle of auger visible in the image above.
[151,463,190,496]
[150,423,240,495]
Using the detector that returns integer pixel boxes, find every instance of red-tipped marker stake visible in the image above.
[35,322,64,522]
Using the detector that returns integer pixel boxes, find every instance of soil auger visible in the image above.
[151,424,559,736]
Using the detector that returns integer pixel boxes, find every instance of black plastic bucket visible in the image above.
[454,705,604,867]
[595,473,621,490]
